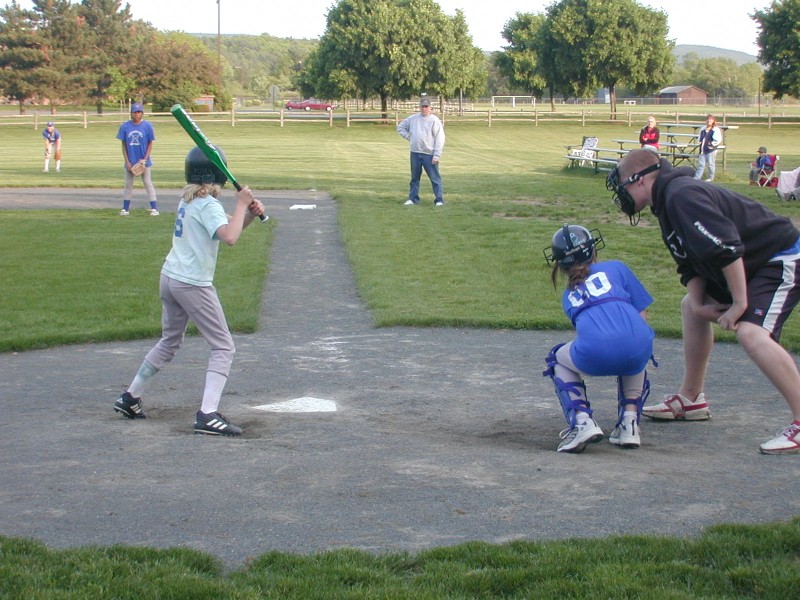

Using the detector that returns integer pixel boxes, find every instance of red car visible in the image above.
[285,98,335,111]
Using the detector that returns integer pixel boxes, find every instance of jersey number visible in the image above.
[566,272,612,308]
[174,207,185,238]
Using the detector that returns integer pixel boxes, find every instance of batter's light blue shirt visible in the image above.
[161,195,228,287]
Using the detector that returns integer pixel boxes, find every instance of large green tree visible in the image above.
[1,0,224,112]
[0,1,46,112]
[76,0,138,112]
[303,0,482,114]
[34,0,97,109]
[423,9,486,106]
[496,13,548,98]
[127,30,222,111]
[546,0,674,116]
[753,0,800,99]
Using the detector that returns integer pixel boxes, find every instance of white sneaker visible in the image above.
[759,423,800,454]
[610,417,640,449]
[404,199,416,205]
[642,393,710,421]
[149,209,160,216]
[119,209,129,216]
[557,419,604,453]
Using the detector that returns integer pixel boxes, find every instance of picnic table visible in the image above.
[663,122,738,170]
[610,120,738,170]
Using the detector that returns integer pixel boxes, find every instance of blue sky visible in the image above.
[13,0,764,56]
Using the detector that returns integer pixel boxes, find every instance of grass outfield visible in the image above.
[2,119,800,351]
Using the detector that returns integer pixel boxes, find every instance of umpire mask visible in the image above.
[606,161,661,226]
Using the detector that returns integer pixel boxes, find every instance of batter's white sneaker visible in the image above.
[609,417,640,448]
[119,209,129,216]
[642,393,711,421]
[557,420,603,453]
[759,423,800,454]
[149,208,159,216]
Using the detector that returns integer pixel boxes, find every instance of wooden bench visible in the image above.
[564,137,627,173]
[564,153,620,173]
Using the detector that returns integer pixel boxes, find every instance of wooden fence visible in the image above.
[3,108,800,129]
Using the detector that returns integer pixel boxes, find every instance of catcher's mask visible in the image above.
[185,145,228,186]
[606,161,661,225]
[543,224,604,269]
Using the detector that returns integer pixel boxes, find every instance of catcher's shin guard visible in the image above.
[615,371,651,427]
[543,343,591,428]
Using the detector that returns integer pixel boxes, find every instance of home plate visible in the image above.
[253,397,337,413]
[289,204,316,210]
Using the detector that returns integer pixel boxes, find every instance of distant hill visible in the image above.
[673,44,758,66]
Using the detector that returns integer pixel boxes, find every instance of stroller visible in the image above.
[776,167,800,200]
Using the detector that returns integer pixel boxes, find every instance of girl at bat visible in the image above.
[114,146,265,436]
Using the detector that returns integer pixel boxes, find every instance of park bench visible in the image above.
[564,137,624,173]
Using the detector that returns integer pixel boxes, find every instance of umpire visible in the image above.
[607,148,800,455]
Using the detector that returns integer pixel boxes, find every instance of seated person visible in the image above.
[749,146,775,183]
[639,116,660,149]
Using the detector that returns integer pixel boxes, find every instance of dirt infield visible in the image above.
[1,188,798,569]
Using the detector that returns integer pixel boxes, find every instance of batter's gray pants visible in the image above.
[145,274,235,377]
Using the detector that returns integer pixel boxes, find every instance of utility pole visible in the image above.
[217,0,222,108]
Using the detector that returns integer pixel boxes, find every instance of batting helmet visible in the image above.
[185,146,228,186]
[544,224,604,268]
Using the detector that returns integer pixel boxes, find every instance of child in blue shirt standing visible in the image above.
[116,102,159,216]
[543,225,656,453]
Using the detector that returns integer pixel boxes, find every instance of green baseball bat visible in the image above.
[170,103,267,222]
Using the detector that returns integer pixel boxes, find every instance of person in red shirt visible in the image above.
[639,116,660,149]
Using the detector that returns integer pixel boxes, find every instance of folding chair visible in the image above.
[757,154,779,188]
[570,136,598,166]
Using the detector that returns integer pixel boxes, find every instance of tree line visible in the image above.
[2,0,797,115]
[0,0,230,113]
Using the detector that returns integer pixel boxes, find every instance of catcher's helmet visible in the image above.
[544,224,604,268]
[185,146,228,186]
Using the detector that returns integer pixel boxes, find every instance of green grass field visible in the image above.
[2,117,800,350]
[1,118,799,595]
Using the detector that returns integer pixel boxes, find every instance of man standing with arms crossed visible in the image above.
[397,96,446,206]
[607,149,800,454]
[117,102,159,216]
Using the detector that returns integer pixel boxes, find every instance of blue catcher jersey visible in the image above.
[562,260,655,377]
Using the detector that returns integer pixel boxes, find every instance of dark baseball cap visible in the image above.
[131,102,144,113]
[758,146,768,153]
[419,98,431,107]
[46,121,54,126]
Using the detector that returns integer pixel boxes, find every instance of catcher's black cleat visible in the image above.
[194,411,242,436]
[114,391,146,419]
